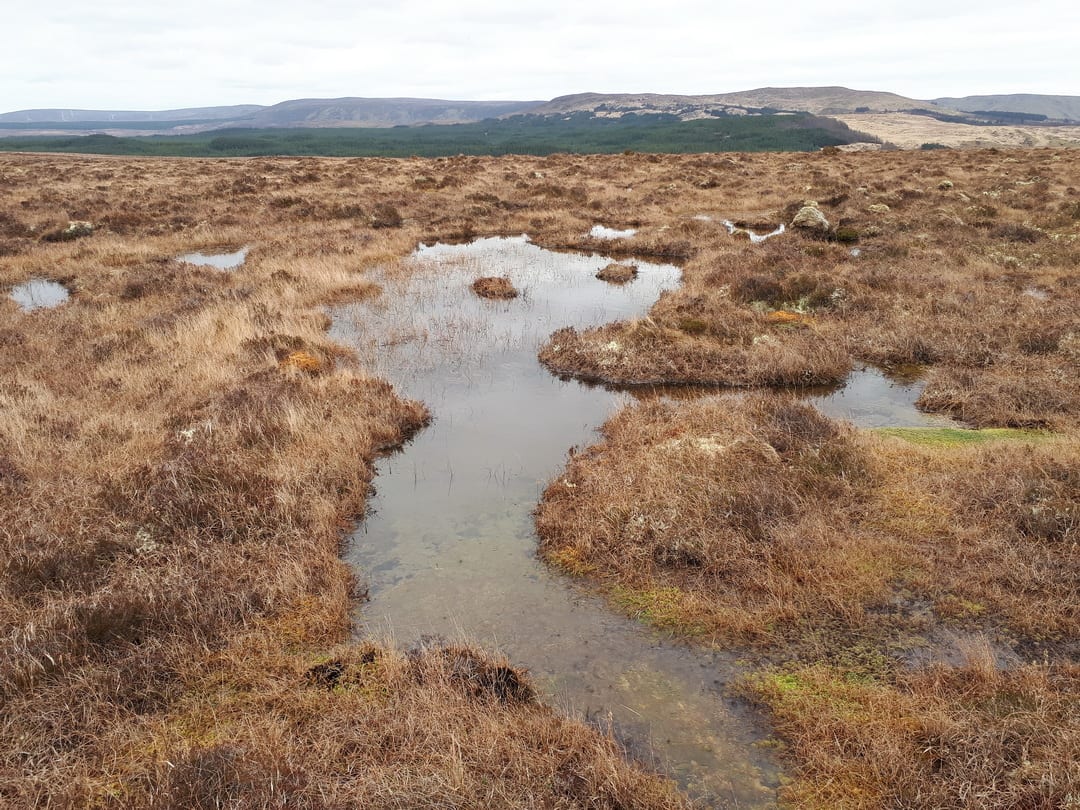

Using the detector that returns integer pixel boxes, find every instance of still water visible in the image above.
[330,236,950,806]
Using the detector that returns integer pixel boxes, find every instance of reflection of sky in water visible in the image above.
[332,237,780,805]
[10,279,69,311]
[721,219,786,243]
[808,364,956,428]
[589,224,636,239]
[330,236,952,805]
[176,247,248,269]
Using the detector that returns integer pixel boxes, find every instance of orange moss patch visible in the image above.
[766,309,813,326]
[279,350,327,374]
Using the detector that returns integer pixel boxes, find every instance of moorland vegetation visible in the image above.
[1,146,1077,807]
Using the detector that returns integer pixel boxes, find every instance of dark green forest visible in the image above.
[0,112,874,157]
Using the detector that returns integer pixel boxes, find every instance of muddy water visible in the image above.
[177,247,248,269]
[330,236,951,806]
[10,278,69,311]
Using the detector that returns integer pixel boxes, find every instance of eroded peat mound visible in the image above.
[1,147,1078,807]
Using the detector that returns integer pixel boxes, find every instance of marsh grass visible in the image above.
[2,146,1078,807]
[0,152,706,807]
[471,275,519,299]
[536,393,1079,806]
[742,656,1079,809]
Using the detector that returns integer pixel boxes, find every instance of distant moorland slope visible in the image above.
[3,87,1079,151]
[934,94,1080,121]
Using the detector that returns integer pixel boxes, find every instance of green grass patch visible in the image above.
[610,585,709,637]
[873,427,1052,447]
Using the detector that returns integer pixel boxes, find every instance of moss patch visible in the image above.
[873,427,1051,446]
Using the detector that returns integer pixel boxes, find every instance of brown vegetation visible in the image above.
[538,396,1078,643]
[744,655,1079,809]
[1,152,711,807]
[536,394,1079,805]
[536,151,1080,430]
[596,262,639,284]
[2,146,1078,807]
[471,274,519,299]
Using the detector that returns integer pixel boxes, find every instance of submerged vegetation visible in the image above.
[1,145,1078,806]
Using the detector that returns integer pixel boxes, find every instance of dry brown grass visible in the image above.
[536,392,1079,806]
[595,262,639,284]
[744,653,1079,809]
[833,112,1080,149]
[1,152,716,807]
[471,274,519,299]
[2,146,1078,807]
[538,396,1078,643]
[534,150,1080,429]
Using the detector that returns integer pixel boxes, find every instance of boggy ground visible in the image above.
[528,150,1080,806]
[538,152,1080,431]
[1,148,1077,807]
[537,397,1079,807]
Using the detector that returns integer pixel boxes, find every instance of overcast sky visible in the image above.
[4,0,1077,111]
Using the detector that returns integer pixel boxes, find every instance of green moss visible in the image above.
[611,585,708,636]
[874,427,1051,447]
[676,317,709,335]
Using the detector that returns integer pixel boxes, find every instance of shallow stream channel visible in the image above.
[329,236,954,806]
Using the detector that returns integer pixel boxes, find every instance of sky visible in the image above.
[3,0,1078,112]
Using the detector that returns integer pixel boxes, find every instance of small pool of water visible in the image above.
[722,220,785,243]
[589,224,637,240]
[329,236,955,806]
[177,247,248,270]
[807,364,955,428]
[332,237,781,805]
[10,279,70,311]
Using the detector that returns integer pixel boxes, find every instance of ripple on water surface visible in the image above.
[10,279,70,311]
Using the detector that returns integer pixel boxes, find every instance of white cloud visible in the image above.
[2,0,1077,111]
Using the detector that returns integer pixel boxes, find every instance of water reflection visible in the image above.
[10,278,70,311]
[331,237,780,806]
[177,247,248,270]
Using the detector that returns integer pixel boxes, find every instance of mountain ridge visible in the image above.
[3,88,1078,138]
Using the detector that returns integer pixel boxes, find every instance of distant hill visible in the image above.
[933,94,1080,122]
[529,87,934,118]
[3,88,1079,147]
[0,98,543,136]
[0,105,265,123]
[246,97,543,127]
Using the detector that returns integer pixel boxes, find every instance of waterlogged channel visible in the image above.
[329,236,952,806]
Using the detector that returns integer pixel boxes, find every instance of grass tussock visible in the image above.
[538,397,1078,642]
[537,395,1079,804]
[743,656,1079,809]
[596,262,639,284]
[471,274,519,299]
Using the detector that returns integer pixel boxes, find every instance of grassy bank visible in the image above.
[0,154,698,807]
[536,399,1079,805]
